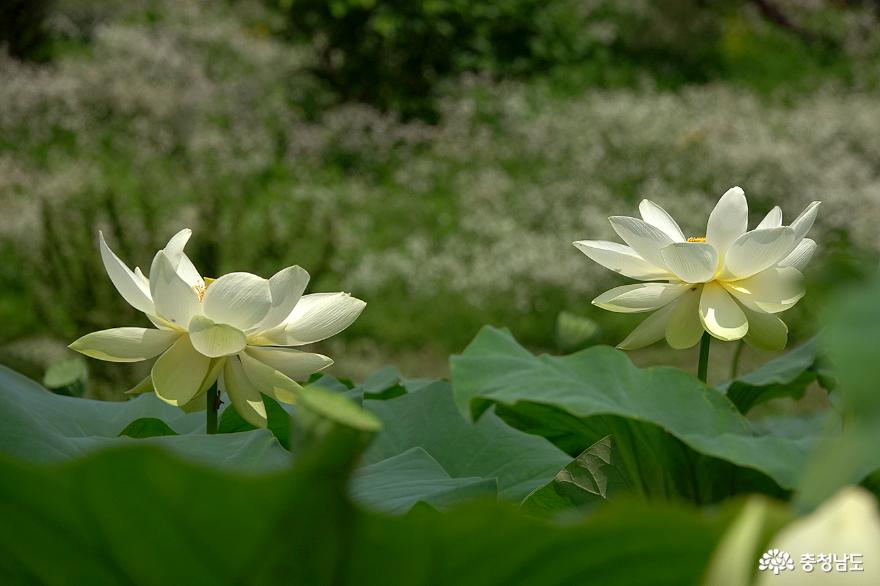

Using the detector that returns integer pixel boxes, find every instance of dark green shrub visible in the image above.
[0,0,53,61]
[267,0,593,119]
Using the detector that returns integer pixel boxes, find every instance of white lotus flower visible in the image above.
[70,229,365,427]
[574,187,819,351]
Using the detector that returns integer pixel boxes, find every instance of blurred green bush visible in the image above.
[265,0,860,118]
[266,0,589,119]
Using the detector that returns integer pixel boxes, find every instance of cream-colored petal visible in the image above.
[723,227,796,279]
[256,292,366,346]
[149,251,201,329]
[756,206,782,229]
[160,228,204,288]
[253,265,311,332]
[188,315,247,358]
[706,186,748,259]
[665,288,704,349]
[147,314,177,331]
[789,201,821,241]
[592,283,689,314]
[176,358,224,412]
[699,282,749,341]
[238,350,303,405]
[778,238,817,272]
[222,356,268,428]
[199,357,226,394]
[98,232,155,315]
[133,266,150,288]
[608,216,674,269]
[164,229,192,255]
[639,199,686,242]
[723,267,805,314]
[69,327,179,363]
[150,336,211,407]
[617,302,677,350]
[124,374,153,395]
[172,254,203,289]
[743,307,788,352]
[572,240,672,280]
[660,242,718,283]
[179,392,207,414]
[202,272,271,331]
[244,346,333,381]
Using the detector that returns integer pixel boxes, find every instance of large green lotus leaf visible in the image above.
[0,365,289,471]
[0,365,203,435]
[362,381,571,502]
[521,435,629,517]
[719,338,826,413]
[351,447,497,513]
[0,425,750,586]
[451,327,824,493]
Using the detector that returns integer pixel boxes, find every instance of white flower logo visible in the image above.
[758,549,795,575]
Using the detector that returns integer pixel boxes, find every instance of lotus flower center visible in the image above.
[193,284,206,301]
[687,236,706,243]
[192,277,214,302]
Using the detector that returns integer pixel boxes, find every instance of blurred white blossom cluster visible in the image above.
[347,82,880,309]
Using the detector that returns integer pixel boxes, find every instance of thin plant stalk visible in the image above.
[730,339,745,380]
[698,332,711,384]
[206,382,219,434]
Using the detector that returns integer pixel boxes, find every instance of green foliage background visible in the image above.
[1,0,879,395]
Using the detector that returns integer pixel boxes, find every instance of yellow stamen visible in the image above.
[193,277,213,301]
[687,236,707,243]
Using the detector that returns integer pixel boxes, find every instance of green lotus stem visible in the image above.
[698,332,711,384]
[206,382,219,435]
[730,339,745,380]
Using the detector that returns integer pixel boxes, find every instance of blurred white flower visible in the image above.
[574,187,819,350]
[70,229,365,427]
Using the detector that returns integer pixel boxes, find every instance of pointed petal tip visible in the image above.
[345,293,367,309]
[167,228,193,245]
